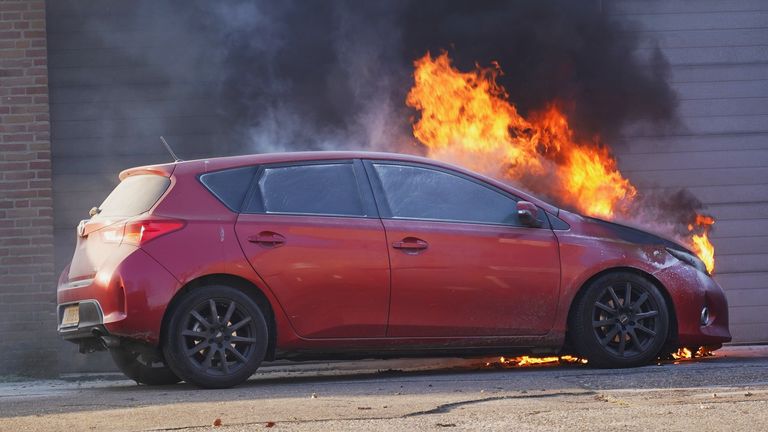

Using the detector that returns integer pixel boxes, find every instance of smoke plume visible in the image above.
[67,0,706,248]
[70,0,678,153]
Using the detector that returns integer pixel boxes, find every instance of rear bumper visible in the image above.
[57,246,180,345]
[654,264,731,347]
[57,299,105,340]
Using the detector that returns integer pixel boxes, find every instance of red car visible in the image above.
[57,151,730,388]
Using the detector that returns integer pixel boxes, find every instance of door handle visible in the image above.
[392,237,428,252]
[248,231,286,247]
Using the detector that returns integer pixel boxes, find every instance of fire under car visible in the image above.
[56,151,730,388]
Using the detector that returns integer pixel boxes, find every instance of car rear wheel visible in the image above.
[162,285,269,388]
[571,272,669,368]
[110,347,181,385]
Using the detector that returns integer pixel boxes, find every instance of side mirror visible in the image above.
[517,201,542,228]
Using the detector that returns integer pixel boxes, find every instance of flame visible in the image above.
[484,355,588,368]
[670,347,714,362]
[688,215,715,273]
[407,52,716,268]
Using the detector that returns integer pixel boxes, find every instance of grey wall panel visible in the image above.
[625,167,768,188]
[619,149,768,170]
[622,133,768,154]
[612,0,768,343]
[608,0,768,15]
[677,98,768,117]
[670,64,768,84]
[712,236,768,255]
[616,11,768,32]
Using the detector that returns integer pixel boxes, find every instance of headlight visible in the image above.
[666,247,709,276]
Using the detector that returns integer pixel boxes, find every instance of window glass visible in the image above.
[373,164,519,225]
[200,166,257,211]
[254,163,364,216]
[94,174,170,219]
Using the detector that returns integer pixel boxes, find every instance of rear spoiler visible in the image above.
[119,163,177,181]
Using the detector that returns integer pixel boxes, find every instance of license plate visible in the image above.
[61,305,80,327]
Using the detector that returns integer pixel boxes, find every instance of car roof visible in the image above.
[120,151,559,214]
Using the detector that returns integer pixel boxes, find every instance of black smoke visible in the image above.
[399,0,678,143]
[60,0,677,152]
[192,0,678,151]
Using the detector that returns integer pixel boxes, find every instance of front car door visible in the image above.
[235,160,390,338]
[365,161,561,337]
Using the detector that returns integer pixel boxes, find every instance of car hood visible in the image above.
[556,209,693,254]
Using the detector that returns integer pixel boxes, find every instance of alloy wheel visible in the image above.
[182,298,260,375]
[591,282,661,358]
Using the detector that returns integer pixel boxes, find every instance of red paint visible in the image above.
[384,219,560,337]
[57,151,731,357]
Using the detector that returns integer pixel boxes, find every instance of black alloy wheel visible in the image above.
[163,285,268,388]
[571,272,669,368]
[110,346,181,385]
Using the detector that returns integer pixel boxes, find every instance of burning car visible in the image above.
[57,151,730,388]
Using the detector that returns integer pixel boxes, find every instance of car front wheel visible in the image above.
[162,285,269,388]
[571,272,669,368]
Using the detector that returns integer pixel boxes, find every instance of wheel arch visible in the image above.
[159,273,278,361]
[564,266,679,352]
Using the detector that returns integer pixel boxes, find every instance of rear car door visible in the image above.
[234,160,391,338]
[365,161,561,337]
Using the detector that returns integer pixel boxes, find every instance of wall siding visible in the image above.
[607,0,768,343]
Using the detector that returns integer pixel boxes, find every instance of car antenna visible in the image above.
[160,136,182,162]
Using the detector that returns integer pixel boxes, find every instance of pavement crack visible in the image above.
[143,391,597,431]
[403,391,595,417]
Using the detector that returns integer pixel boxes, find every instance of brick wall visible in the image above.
[0,0,57,376]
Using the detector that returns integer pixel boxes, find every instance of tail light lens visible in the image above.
[123,219,186,246]
[99,219,185,246]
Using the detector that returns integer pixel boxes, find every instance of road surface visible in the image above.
[2,346,767,431]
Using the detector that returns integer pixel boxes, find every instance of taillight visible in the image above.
[123,219,185,246]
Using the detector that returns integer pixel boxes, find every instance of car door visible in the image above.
[365,161,561,337]
[235,160,390,338]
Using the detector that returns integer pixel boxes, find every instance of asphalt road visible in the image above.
[2,346,767,431]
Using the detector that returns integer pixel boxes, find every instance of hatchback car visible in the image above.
[57,151,731,388]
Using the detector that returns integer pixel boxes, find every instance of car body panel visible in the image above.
[57,151,731,361]
[383,218,561,337]
[235,213,391,338]
[548,210,731,348]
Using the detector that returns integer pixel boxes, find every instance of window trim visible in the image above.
[363,159,550,229]
[241,159,379,219]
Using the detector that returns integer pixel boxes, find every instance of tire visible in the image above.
[110,347,181,385]
[571,272,669,368]
[162,285,269,388]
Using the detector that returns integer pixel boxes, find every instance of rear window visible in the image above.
[199,166,257,211]
[94,174,171,218]
[246,163,365,217]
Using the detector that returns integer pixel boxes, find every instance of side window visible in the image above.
[248,163,365,217]
[199,166,257,211]
[372,163,520,226]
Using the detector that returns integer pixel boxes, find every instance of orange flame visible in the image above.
[689,215,715,273]
[484,355,588,368]
[670,347,714,362]
[407,52,716,269]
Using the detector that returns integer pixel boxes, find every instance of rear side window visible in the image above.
[95,174,170,218]
[372,164,520,226]
[200,166,257,211]
[247,163,365,217]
